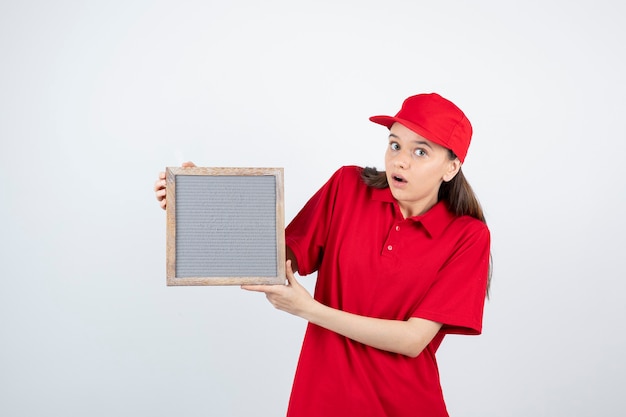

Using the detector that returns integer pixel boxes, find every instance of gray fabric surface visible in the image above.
[175,175,278,277]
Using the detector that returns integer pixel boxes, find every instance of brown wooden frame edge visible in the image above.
[165,166,286,286]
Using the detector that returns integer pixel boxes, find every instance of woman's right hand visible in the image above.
[154,161,196,210]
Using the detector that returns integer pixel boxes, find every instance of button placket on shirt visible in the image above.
[383,222,403,255]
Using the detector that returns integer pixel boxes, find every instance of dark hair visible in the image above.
[361,150,492,295]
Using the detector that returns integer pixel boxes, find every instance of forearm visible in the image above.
[301,301,442,358]
[243,260,441,357]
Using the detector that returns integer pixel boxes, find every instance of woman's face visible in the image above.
[384,122,461,218]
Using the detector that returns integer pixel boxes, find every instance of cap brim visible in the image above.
[369,115,440,147]
[369,115,396,129]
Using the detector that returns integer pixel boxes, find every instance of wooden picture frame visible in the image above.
[166,167,286,286]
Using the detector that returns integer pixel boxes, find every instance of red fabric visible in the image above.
[285,166,490,417]
[369,93,473,162]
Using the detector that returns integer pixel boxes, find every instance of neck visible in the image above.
[398,197,438,218]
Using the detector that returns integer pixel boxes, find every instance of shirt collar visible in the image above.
[371,187,456,239]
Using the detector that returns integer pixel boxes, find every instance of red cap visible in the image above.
[369,93,473,162]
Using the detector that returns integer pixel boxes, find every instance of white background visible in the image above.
[1,1,625,416]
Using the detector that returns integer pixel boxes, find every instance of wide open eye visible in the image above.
[389,142,400,151]
[414,148,426,157]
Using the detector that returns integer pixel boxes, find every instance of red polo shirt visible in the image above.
[285,166,490,417]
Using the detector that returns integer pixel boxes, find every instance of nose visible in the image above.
[393,153,409,169]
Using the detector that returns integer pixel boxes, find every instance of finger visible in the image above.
[285,260,300,287]
[154,180,166,193]
[154,178,167,191]
[159,171,166,180]
[155,188,166,200]
[241,284,274,293]
[182,161,197,168]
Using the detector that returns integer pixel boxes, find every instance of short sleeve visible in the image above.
[412,222,491,335]
[285,167,350,276]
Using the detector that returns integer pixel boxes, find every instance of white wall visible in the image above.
[1,1,625,416]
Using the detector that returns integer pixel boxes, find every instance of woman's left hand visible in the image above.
[243,261,442,357]
[242,260,316,318]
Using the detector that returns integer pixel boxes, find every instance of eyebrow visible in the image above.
[388,133,433,149]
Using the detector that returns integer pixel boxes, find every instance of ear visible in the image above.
[442,158,462,182]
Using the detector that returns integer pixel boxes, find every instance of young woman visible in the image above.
[154,93,491,416]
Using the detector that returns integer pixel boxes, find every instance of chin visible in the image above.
[389,187,405,201]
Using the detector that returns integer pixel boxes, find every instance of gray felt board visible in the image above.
[166,167,286,286]
[175,175,277,277]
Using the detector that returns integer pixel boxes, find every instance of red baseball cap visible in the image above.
[369,93,473,162]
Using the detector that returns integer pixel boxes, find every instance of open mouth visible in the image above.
[391,174,407,184]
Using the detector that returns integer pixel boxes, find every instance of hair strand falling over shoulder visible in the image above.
[361,163,493,297]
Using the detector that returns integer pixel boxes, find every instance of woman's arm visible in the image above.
[242,260,442,358]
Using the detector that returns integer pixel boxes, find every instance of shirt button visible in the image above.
[395,225,400,231]
[387,245,393,251]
